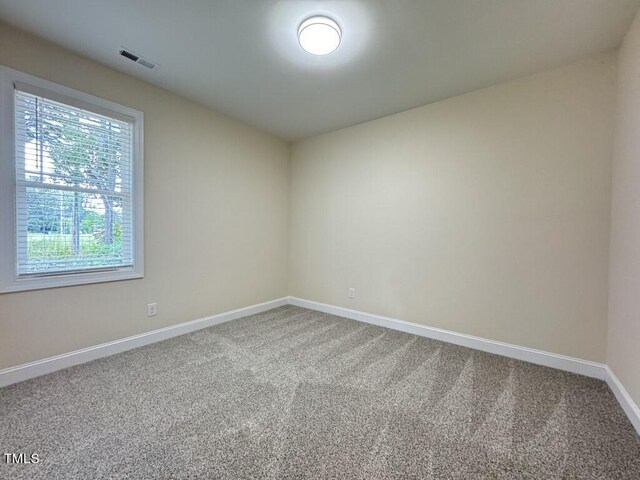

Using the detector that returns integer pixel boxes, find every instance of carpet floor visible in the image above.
[1,305,639,479]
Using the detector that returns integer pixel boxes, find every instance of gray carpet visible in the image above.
[1,305,639,479]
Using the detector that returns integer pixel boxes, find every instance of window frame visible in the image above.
[0,65,144,293]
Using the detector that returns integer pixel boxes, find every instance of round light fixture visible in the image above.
[298,16,341,55]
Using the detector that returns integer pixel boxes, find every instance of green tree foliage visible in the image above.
[22,95,123,250]
[27,187,61,233]
[80,210,104,234]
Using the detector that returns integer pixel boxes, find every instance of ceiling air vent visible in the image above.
[119,48,159,70]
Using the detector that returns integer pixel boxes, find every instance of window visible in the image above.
[0,66,143,292]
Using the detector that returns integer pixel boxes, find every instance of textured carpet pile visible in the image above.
[1,305,639,479]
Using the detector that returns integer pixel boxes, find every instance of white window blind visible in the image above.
[14,89,135,276]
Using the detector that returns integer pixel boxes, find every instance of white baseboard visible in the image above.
[290,296,640,433]
[0,297,288,388]
[2,294,638,436]
[605,366,640,435]
[288,297,606,380]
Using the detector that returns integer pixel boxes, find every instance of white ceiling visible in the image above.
[0,0,638,141]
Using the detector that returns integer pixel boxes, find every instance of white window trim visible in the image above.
[0,65,144,293]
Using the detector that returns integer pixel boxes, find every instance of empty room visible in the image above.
[1,0,640,478]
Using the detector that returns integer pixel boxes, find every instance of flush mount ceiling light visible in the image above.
[298,16,341,55]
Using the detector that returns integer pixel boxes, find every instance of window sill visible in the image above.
[0,269,144,294]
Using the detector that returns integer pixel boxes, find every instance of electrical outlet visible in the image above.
[147,303,157,317]
[348,288,355,299]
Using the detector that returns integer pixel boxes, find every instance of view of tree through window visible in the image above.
[15,90,134,275]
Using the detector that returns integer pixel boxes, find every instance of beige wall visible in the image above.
[290,53,616,362]
[0,23,290,370]
[608,10,640,407]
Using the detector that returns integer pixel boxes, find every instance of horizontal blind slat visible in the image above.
[14,83,136,124]
[17,180,133,199]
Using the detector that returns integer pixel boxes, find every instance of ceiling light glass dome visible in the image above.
[298,16,341,55]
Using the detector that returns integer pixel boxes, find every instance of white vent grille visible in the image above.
[119,48,159,70]
[136,58,156,70]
